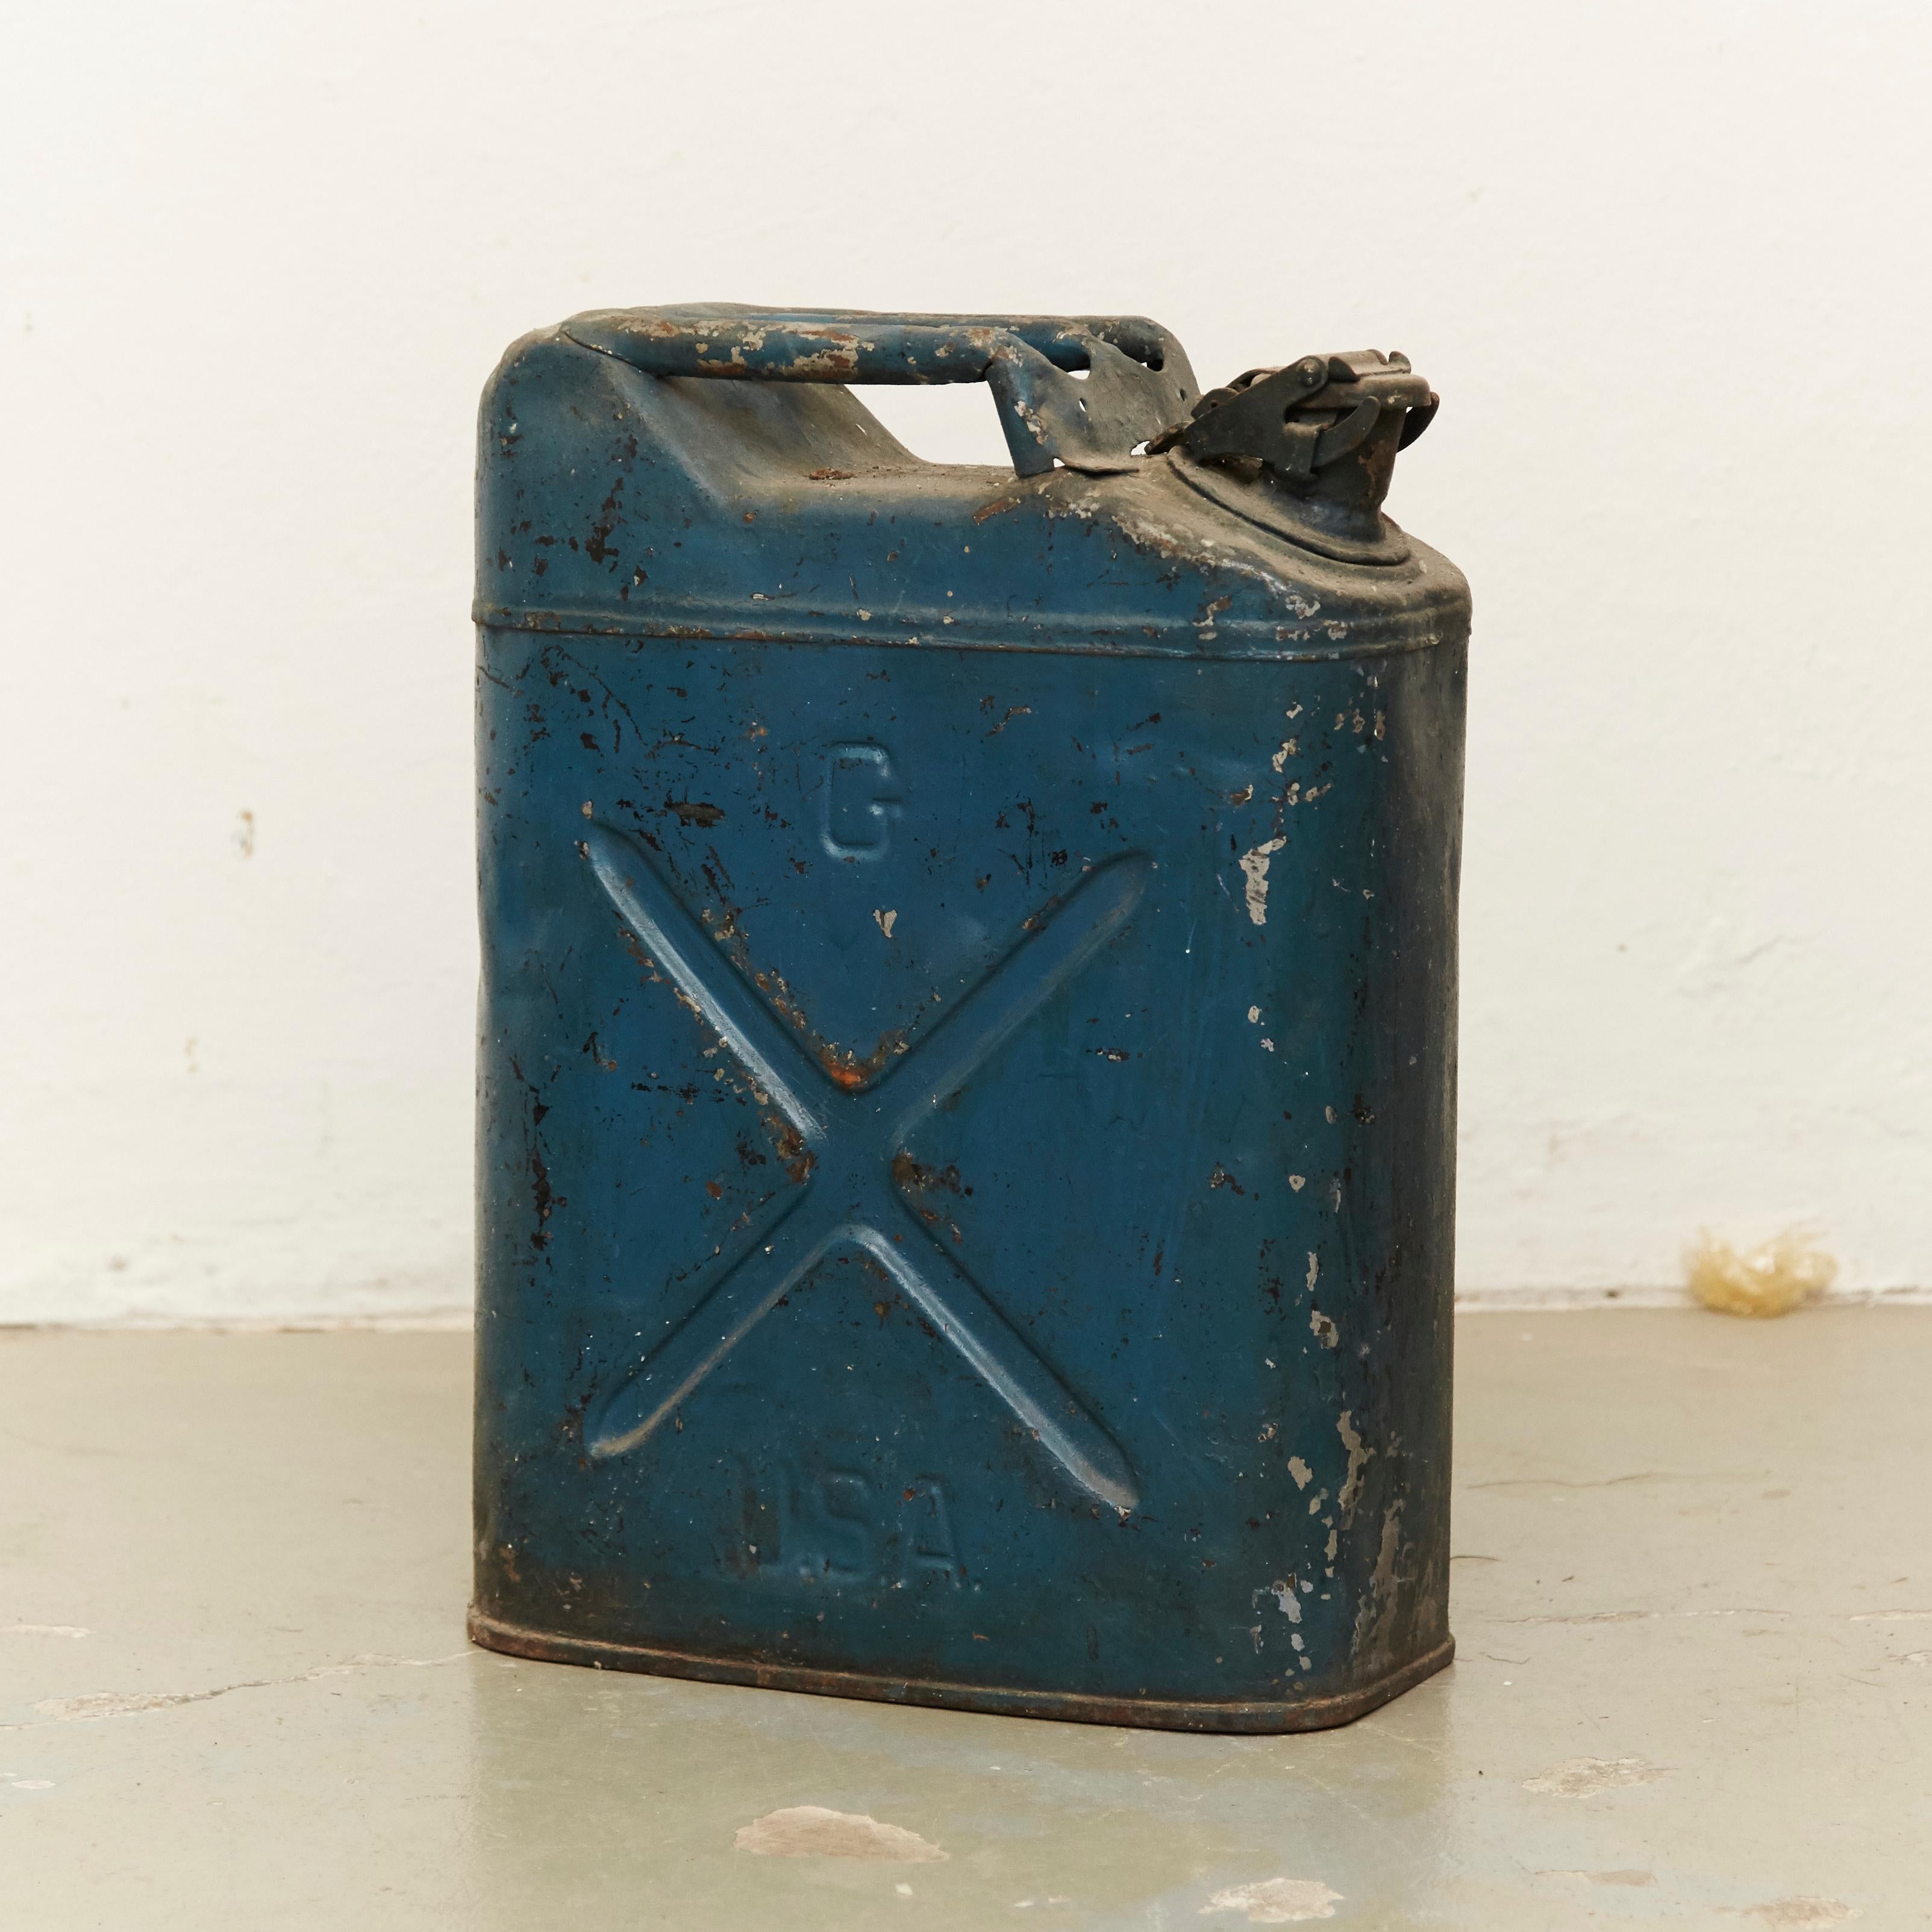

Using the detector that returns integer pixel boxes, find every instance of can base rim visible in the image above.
[465,1607,1454,1734]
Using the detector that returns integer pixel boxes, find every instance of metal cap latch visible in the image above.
[1148,352,1437,485]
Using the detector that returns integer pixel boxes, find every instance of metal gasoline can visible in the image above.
[469,306,1470,1731]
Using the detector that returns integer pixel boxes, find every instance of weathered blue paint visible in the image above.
[469,307,1471,1730]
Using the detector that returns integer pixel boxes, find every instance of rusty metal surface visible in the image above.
[471,305,1471,1731]
[466,1608,1455,1735]
[1149,349,1439,563]
[563,303,1199,478]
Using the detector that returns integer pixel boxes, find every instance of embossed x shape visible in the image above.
[581,824,1148,1513]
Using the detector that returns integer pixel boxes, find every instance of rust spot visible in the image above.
[815,1028,910,1092]
[752,966,815,1037]
[666,799,724,827]
[771,1119,816,1187]
[618,927,663,980]
[744,967,914,1095]
[704,1180,723,1200]
[890,1152,969,1197]
[972,495,1021,525]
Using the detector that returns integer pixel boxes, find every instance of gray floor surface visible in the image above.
[1,1309,1925,1929]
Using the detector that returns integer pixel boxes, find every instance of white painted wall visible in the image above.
[3,1,1926,1323]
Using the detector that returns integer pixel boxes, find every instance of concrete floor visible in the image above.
[1,1310,1925,1930]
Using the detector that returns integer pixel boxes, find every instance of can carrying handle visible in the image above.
[561,304,1201,479]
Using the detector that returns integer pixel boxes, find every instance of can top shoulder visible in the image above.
[474,315,1469,661]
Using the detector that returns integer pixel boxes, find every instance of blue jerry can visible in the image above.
[469,307,1469,1731]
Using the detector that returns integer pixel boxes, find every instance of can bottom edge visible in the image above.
[464,1607,1455,1734]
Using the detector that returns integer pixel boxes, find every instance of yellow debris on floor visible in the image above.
[1686,1228,1838,1318]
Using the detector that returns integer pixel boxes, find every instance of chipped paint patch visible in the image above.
[1239,839,1286,925]
[734,1805,946,1863]
[1524,1757,1671,1798]
[1201,1877,1342,1923]
[1351,1502,1403,1663]
[1265,1580,1302,1624]
[1287,1456,1312,1490]
[872,908,898,939]
[1336,1411,1373,1522]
